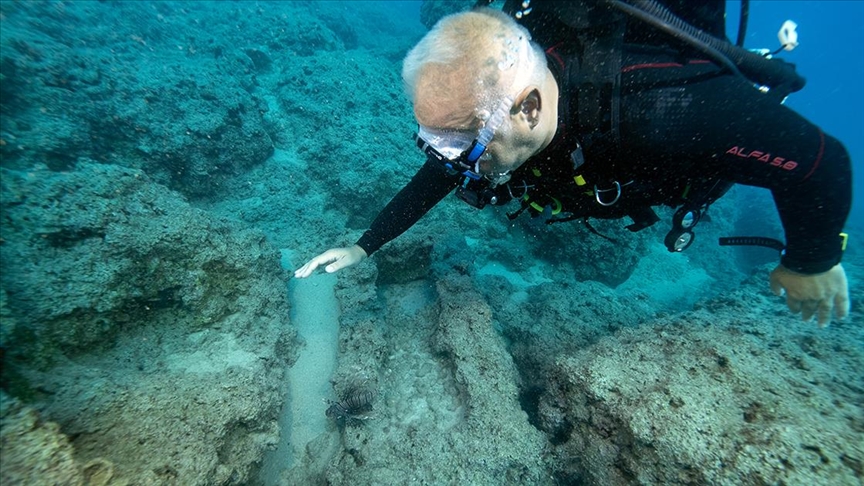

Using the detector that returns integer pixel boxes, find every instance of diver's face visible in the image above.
[414,80,555,179]
[475,123,538,175]
[414,110,533,178]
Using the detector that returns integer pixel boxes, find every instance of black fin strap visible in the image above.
[582,218,618,243]
[507,203,530,221]
[718,236,785,253]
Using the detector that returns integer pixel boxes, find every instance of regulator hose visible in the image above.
[608,0,806,95]
[736,0,750,47]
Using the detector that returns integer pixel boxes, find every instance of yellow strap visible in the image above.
[681,184,691,199]
[840,232,848,251]
[526,197,562,215]
[551,197,562,215]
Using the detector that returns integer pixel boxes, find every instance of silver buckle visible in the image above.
[595,181,622,206]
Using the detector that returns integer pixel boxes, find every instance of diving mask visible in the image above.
[414,96,514,184]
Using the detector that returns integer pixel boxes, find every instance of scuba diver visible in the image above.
[295,0,852,327]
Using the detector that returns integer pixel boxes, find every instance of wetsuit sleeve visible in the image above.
[769,132,851,273]
[355,159,460,255]
[621,68,852,274]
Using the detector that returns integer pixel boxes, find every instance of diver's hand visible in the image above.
[769,263,850,327]
[293,245,367,278]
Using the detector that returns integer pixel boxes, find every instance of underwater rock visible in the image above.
[1,162,291,364]
[537,274,864,485]
[373,233,434,285]
[0,391,84,485]
[315,271,551,485]
[80,458,116,486]
[0,162,297,484]
[429,275,550,482]
[0,1,274,198]
[419,0,476,29]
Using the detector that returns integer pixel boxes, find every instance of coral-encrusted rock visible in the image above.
[426,275,550,483]
[0,162,297,484]
[307,270,551,485]
[538,278,863,485]
[0,391,84,485]
[0,1,273,198]
[0,162,291,365]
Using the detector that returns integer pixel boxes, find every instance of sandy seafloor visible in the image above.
[0,1,862,485]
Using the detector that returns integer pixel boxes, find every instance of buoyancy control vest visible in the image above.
[466,0,795,251]
[484,44,735,249]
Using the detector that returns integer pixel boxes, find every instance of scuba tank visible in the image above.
[496,0,805,99]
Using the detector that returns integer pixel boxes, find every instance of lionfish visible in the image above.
[325,388,377,427]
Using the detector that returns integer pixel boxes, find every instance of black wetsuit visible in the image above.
[356,8,852,275]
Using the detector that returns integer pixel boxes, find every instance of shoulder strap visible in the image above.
[572,20,625,168]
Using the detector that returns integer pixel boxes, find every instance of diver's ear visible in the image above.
[514,87,542,129]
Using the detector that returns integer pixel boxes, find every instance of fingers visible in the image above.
[787,294,847,327]
[293,247,364,278]
[325,247,366,273]
[790,298,827,327]
[293,250,339,278]
[786,295,803,314]
[800,300,819,322]
[816,299,834,328]
[293,260,320,279]
[324,255,348,273]
[768,265,851,328]
[834,289,850,321]
[293,262,315,278]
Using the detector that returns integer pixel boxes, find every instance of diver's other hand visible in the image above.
[293,245,368,278]
[769,263,850,327]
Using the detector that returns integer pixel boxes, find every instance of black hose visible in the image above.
[608,0,806,95]
[736,0,750,47]
[609,0,742,77]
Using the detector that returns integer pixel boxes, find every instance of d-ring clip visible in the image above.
[595,181,621,206]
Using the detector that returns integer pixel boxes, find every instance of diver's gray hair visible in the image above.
[402,8,547,122]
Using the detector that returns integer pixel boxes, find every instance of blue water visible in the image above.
[728,0,864,222]
[0,2,861,485]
